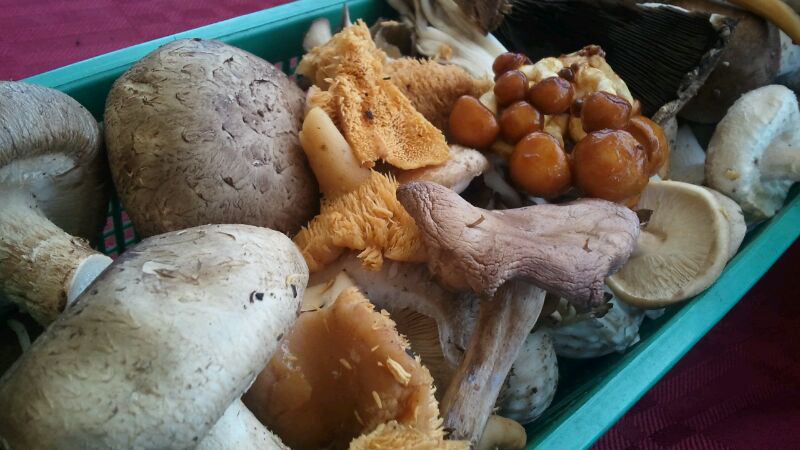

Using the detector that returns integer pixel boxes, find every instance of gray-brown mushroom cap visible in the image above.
[105,38,318,237]
[396,181,640,308]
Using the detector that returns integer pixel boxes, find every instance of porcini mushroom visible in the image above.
[397,181,639,444]
[608,180,731,307]
[706,84,800,220]
[0,224,307,449]
[243,280,455,450]
[105,38,318,237]
[0,81,111,324]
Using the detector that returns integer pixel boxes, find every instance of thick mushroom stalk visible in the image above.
[0,81,110,324]
[0,190,111,323]
[397,181,639,444]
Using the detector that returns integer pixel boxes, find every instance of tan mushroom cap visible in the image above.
[244,281,444,450]
[608,180,730,307]
[105,39,318,237]
[706,188,747,261]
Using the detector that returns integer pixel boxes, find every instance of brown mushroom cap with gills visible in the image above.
[397,181,640,444]
[104,38,318,238]
[608,180,731,308]
[243,278,454,450]
[705,85,800,221]
[0,224,307,450]
[0,81,111,324]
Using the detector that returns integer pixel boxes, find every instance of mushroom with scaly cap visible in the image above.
[397,181,640,445]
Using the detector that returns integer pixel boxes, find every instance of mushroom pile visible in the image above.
[1,0,799,449]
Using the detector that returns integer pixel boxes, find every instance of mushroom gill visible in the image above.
[243,282,446,450]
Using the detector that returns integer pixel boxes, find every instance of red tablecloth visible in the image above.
[2,1,798,448]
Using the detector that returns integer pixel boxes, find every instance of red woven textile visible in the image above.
[2,1,798,448]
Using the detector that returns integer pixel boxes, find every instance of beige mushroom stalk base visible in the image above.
[397,182,639,445]
[0,81,110,325]
[0,225,307,450]
[0,190,111,324]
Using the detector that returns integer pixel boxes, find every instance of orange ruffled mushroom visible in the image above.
[244,279,451,450]
[292,170,426,272]
[349,421,468,450]
[297,21,449,170]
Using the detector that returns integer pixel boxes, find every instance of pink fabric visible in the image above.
[2,1,798,448]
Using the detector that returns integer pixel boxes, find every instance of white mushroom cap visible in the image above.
[608,180,730,307]
[706,85,800,220]
[0,224,307,449]
[550,293,646,359]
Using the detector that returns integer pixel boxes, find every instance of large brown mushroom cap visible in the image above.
[397,181,640,307]
[105,39,318,237]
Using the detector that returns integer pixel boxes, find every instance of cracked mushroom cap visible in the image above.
[243,280,445,450]
[105,38,318,237]
[608,180,730,307]
[706,85,800,220]
[396,181,640,307]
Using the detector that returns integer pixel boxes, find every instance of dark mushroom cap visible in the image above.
[396,182,639,308]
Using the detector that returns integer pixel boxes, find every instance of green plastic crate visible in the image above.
[23,0,800,448]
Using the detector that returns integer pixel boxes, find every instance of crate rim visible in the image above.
[19,1,800,448]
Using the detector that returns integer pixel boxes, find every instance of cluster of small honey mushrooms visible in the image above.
[2,0,800,449]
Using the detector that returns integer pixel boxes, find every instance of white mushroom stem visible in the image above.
[197,400,288,450]
[670,124,706,185]
[0,189,111,324]
[476,415,527,450]
[441,281,546,446]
